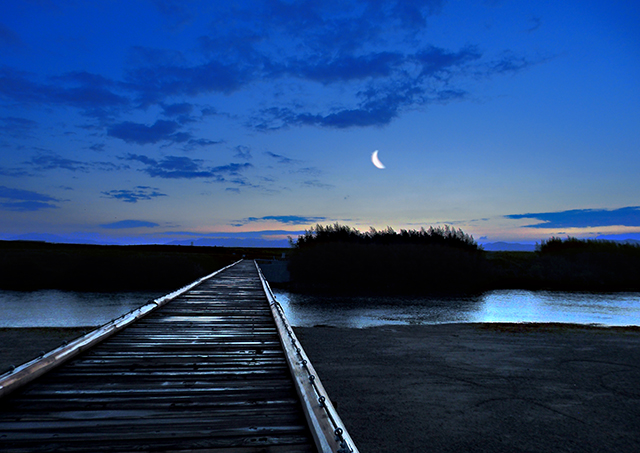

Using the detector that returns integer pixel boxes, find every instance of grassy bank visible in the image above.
[0,241,287,291]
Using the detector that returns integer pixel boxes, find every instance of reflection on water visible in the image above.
[2,289,639,328]
[0,290,163,327]
[273,290,640,328]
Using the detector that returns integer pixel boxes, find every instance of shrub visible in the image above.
[289,224,485,294]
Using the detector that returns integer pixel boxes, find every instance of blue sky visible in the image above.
[1,0,639,246]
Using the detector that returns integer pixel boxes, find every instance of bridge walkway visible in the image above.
[0,260,328,452]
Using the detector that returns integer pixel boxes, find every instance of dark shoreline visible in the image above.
[0,241,286,291]
[3,240,640,293]
[295,322,640,452]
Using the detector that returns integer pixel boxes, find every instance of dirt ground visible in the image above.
[296,323,640,453]
[2,323,639,452]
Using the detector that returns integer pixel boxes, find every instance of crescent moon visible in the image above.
[371,150,385,169]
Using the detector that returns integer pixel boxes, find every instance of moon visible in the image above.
[371,150,386,169]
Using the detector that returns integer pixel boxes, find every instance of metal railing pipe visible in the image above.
[255,260,359,453]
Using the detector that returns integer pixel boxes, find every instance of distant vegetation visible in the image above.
[2,232,639,294]
[532,237,640,290]
[289,223,485,294]
[0,241,284,291]
[289,226,640,294]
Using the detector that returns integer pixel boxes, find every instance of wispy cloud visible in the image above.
[233,215,327,227]
[507,206,640,229]
[233,145,252,160]
[102,186,168,203]
[122,153,252,180]
[0,116,37,138]
[524,16,542,33]
[23,151,128,173]
[99,220,160,229]
[0,67,128,118]
[0,185,61,211]
[107,120,184,145]
[88,143,106,152]
[265,151,297,165]
[25,152,89,172]
[182,138,223,151]
[107,119,222,150]
[302,179,334,189]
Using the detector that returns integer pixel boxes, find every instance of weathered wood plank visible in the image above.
[0,260,318,452]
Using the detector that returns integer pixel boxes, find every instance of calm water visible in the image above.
[0,290,163,327]
[273,290,640,328]
[1,289,639,328]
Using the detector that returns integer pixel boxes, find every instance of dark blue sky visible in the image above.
[1,1,639,245]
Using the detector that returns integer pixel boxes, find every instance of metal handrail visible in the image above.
[255,260,359,453]
[0,259,242,399]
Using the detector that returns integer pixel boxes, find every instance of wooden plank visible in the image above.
[0,260,318,452]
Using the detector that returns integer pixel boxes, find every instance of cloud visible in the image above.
[506,206,640,229]
[488,51,534,74]
[151,0,193,28]
[251,44,482,130]
[107,119,221,149]
[120,1,529,130]
[254,102,402,130]
[211,163,253,174]
[233,215,327,227]
[233,145,252,160]
[0,23,23,47]
[122,153,252,179]
[23,151,128,173]
[107,120,183,145]
[265,151,297,164]
[100,220,160,229]
[183,137,223,151]
[25,153,89,172]
[123,52,254,105]
[124,154,213,179]
[0,166,31,177]
[101,186,168,203]
[525,17,542,33]
[288,52,405,84]
[0,185,60,211]
[0,116,37,138]
[161,102,193,117]
[0,67,128,118]
[0,1,537,134]
[302,180,334,189]
[88,143,106,152]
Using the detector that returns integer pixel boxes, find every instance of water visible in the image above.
[0,290,163,327]
[273,289,640,328]
[2,289,639,328]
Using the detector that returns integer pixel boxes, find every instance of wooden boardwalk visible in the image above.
[0,260,355,452]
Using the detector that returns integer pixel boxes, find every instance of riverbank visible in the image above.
[295,323,640,452]
[2,323,639,452]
